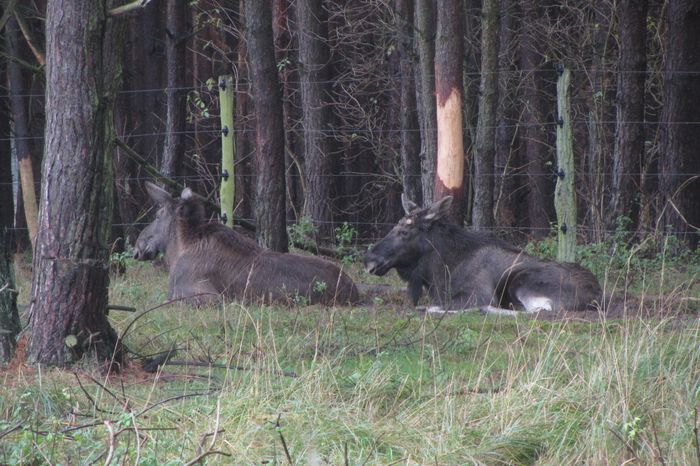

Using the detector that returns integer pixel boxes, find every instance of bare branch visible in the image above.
[109,0,152,17]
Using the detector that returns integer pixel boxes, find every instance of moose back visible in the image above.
[134,182,360,306]
[364,195,602,315]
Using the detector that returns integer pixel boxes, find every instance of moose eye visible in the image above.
[399,229,410,239]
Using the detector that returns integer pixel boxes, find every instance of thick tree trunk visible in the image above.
[659,0,700,247]
[161,0,188,178]
[244,0,288,251]
[396,0,422,205]
[5,16,39,252]
[28,0,124,368]
[415,0,437,204]
[298,0,334,238]
[0,71,20,365]
[610,0,647,229]
[434,0,465,223]
[518,0,550,238]
[472,0,499,229]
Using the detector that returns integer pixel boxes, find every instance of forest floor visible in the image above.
[1,246,699,465]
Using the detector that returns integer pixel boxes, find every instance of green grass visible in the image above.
[2,253,699,465]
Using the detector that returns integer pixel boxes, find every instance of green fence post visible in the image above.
[219,75,235,228]
[555,66,576,262]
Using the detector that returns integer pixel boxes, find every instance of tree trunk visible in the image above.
[234,0,252,221]
[161,0,187,178]
[0,69,20,365]
[494,0,518,229]
[610,0,647,230]
[659,0,700,247]
[462,0,482,225]
[5,15,39,252]
[28,0,125,368]
[396,0,422,205]
[297,0,334,238]
[472,0,499,229]
[115,0,163,244]
[273,0,302,222]
[415,0,437,204]
[434,0,465,223]
[244,0,288,251]
[518,0,550,238]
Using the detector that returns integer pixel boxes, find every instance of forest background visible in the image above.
[2,0,698,256]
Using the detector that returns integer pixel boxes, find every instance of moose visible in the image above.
[364,195,602,315]
[134,182,360,306]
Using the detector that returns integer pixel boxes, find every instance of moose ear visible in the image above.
[181,187,193,200]
[145,182,173,205]
[401,193,419,215]
[422,196,453,222]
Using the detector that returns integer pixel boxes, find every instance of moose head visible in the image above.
[364,194,453,276]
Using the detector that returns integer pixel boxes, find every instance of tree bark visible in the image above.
[659,0,700,247]
[234,0,252,221]
[5,15,39,252]
[297,0,334,238]
[0,66,20,365]
[472,0,499,229]
[494,0,518,228]
[244,0,288,251]
[415,0,437,204]
[396,0,422,206]
[28,0,125,368]
[161,0,188,178]
[518,0,550,238]
[610,0,647,230]
[115,0,163,244]
[434,0,465,223]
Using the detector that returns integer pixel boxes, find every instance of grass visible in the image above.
[1,246,699,465]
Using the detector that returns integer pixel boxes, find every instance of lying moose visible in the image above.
[134,182,360,306]
[364,195,602,315]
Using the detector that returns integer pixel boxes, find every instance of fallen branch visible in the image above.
[163,359,298,378]
[183,450,231,466]
[275,414,294,465]
[103,421,116,466]
[694,407,700,466]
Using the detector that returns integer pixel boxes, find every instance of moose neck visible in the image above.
[425,221,509,261]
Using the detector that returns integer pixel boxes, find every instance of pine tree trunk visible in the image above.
[5,16,39,252]
[415,0,437,204]
[494,0,518,228]
[0,78,20,365]
[434,0,465,222]
[472,0,499,229]
[161,0,187,178]
[659,0,700,248]
[28,0,125,368]
[396,0,422,205]
[244,0,288,251]
[519,0,550,238]
[298,0,333,238]
[610,0,647,230]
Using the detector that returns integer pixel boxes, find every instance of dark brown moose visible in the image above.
[364,195,602,315]
[134,182,360,306]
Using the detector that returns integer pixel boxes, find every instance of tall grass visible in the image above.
[1,255,698,464]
